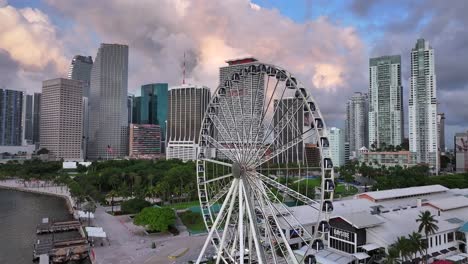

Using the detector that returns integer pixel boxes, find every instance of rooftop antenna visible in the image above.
[183,51,186,85]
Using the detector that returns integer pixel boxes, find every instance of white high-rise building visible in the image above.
[369,55,403,148]
[88,44,129,160]
[166,85,210,161]
[328,127,345,167]
[40,78,82,160]
[409,39,439,172]
[216,58,264,159]
[346,92,369,158]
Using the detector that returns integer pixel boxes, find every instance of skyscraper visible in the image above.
[216,58,264,158]
[166,85,210,161]
[88,43,129,160]
[68,55,93,97]
[0,89,23,146]
[346,92,369,157]
[273,98,304,164]
[32,93,41,144]
[328,127,345,167]
[132,96,141,124]
[139,83,168,151]
[68,55,93,159]
[409,39,439,172]
[455,131,468,173]
[127,95,134,124]
[40,78,82,160]
[23,94,33,144]
[369,55,403,148]
[437,113,445,153]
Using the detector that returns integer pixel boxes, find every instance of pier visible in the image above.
[37,220,81,234]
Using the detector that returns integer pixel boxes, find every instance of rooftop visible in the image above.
[358,185,448,202]
[225,57,258,65]
[424,196,468,211]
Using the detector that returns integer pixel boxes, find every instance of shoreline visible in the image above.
[0,179,75,215]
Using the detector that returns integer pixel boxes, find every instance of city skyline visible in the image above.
[0,1,467,148]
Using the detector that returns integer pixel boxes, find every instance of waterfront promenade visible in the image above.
[0,179,209,264]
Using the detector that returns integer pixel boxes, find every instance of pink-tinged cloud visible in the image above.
[0,5,67,75]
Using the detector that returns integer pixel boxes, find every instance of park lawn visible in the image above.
[165,200,200,210]
[335,184,358,196]
[179,211,206,232]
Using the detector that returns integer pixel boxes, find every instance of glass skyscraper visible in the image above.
[140,83,168,151]
[0,89,23,146]
[88,43,129,160]
[68,55,93,97]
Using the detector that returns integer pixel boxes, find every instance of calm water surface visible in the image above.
[0,188,71,264]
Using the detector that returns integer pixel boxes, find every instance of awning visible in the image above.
[352,252,370,260]
[448,247,457,251]
[360,243,380,251]
[440,249,449,254]
[85,227,107,238]
[431,252,441,257]
[446,254,466,262]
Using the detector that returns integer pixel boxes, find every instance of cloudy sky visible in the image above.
[0,0,467,148]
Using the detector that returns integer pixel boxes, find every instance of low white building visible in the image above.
[277,185,468,263]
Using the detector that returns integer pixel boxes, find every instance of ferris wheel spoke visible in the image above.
[203,134,238,162]
[248,98,307,167]
[253,172,320,208]
[207,113,242,161]
[253,128,316,168]
[203,173,233,184]
[216,98,245,159]
[245,177,299,264]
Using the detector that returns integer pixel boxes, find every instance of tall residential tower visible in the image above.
[0,89,23,146]
[409,39,439,172]
[88,44,129,160]
[369,55,403,148]
[345,92,369,158]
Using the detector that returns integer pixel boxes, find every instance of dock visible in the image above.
[33,218,90,263]
[37,220,81,234]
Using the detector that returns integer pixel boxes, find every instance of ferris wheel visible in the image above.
[195,62,335,264]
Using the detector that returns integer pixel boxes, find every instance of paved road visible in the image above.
[92,205,209,264]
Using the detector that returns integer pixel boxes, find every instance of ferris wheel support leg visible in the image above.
[239,180,245,264]
[196,178,239,264]
[242,179,266,264]
[215,182,239,264]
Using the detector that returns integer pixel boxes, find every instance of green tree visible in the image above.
[385,245,401,264]
[134,207,175,232]
[394,236,412,261]
[106,190,119,214]
[408,231,425,260]
[416,211,439,264]
[121,198,151,214]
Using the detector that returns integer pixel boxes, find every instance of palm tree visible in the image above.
[416,211,439,263]
[408,231,425,260]
[385,245,401,264]
[106,190,119,214]
[394,236,412,261]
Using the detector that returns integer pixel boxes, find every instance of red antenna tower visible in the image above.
[183,51,186,85]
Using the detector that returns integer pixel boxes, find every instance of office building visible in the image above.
[215,58,264,159]
[23,94,33,144]
[0,89,23,146]
[127,95,134,124]
[273,98,304,164]
[32,93,41,144]
[88,43,129,160]
[409,39,439,172]
[346,92,368,158]
[328,127,345,167]
[344,142,350,164]
[438,113,446,153]
[129,124,161,159]
[139,83,168,151]
[166,85,210,161]
[68,55,93,97]
[369,55,403,148]
[40,78,82,160]
[455,131,468,173]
